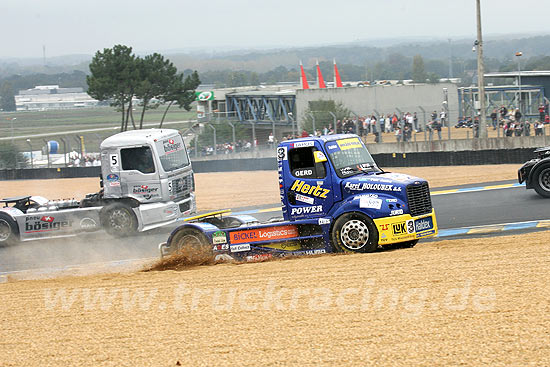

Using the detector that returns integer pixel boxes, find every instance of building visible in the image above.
[15,85,99,111]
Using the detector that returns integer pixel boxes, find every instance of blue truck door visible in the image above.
[283,142,334,221]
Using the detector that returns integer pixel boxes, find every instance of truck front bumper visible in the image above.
[374,209,438,245]
[134,193,196,232]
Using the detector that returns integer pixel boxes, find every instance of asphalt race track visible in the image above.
[1,180,548,274]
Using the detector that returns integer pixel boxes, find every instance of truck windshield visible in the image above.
[325,137,380,178]
[155,135,190,172]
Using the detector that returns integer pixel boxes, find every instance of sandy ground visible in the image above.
[1,164,519,211]
[0,230,549,366]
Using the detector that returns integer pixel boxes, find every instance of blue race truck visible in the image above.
[159,134,437,261]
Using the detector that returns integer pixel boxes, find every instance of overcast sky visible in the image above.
[1,0,550,58]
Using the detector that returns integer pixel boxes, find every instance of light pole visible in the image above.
[516,51,523,115]
[475,0,487,138]
[26,139,33,168]
[10,117,16,142]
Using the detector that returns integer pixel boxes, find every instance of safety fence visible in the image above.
[0,148,534,181]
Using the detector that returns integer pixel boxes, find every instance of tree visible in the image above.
[134,53,178,129]
[87,45,139,131]
[159,71,201,128]
[0,142,27,169]
[0,82,16,111]
[427,72,441,84]
[412,54,428,83]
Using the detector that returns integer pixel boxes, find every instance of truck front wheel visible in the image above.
[533,165,550,198]
[0,214,19,246]
[331,213,378,253]
[169,228,211,255]
[101,203,138,237]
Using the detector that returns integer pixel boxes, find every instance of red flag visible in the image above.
[316,60,326,89]
[299,61,309,89]
[333,59,343,88]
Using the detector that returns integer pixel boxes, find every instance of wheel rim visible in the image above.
[340,219,369,250]
[538,168,550,192]
[0,219,11,242]
[109,209,132,230]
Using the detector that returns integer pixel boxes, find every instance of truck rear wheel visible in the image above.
[0,213,19,246]
[101,203,138,237]
[533,165,550,198]
[331,213,378,253]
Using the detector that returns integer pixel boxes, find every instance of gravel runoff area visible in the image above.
[1,164,520,211]
[0,230,549,366]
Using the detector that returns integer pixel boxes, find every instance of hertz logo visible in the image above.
[290,180,330,199]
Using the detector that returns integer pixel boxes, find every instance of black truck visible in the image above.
[518,146,550,198]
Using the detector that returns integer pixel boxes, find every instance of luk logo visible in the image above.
[290,180,330,199]
[392,220,415,235]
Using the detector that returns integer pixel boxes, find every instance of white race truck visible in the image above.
[0,129,196,245]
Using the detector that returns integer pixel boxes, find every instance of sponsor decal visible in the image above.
[386,198,397,203]
[294,169,313,177]
[390,209,404,216]
[313,151,327,163]
[163,138,182,154]
[392,220,415,235]
[340,167,354,176]
[359,197,382,209]
[24,215,71,233]
[132,185,160,200]
[290,205,322,216]
[336,137,362,151]
[213,244,229,251]
[292,141,315,148]
[326,143,339,150]
[318,218,330,225]
[290,180,330,199]
[415,217,434,233]
[212,230,227,244]
[385,173,413,182]
[109,182,120,187]
[230,225,299,244]
[246,253,273,262]
[344,182,401,192]
[106,173,119,182]
[230,243,251,252]
[277,147,287,161]
[79,217,97,231]
[295,193,314,205]
[416,230,436,238]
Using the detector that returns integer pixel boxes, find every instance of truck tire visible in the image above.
[101,203,138,237]
[169,227,211,254]
[331,213,378,253]
[532,165,550,198]
[0,213,19,246]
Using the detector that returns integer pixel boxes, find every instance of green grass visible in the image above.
[0,106,196,153]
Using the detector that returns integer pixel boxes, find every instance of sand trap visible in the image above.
[0,230,548,366]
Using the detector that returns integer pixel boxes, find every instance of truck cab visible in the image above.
[278,134,436,246]
[100,129,195,231]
